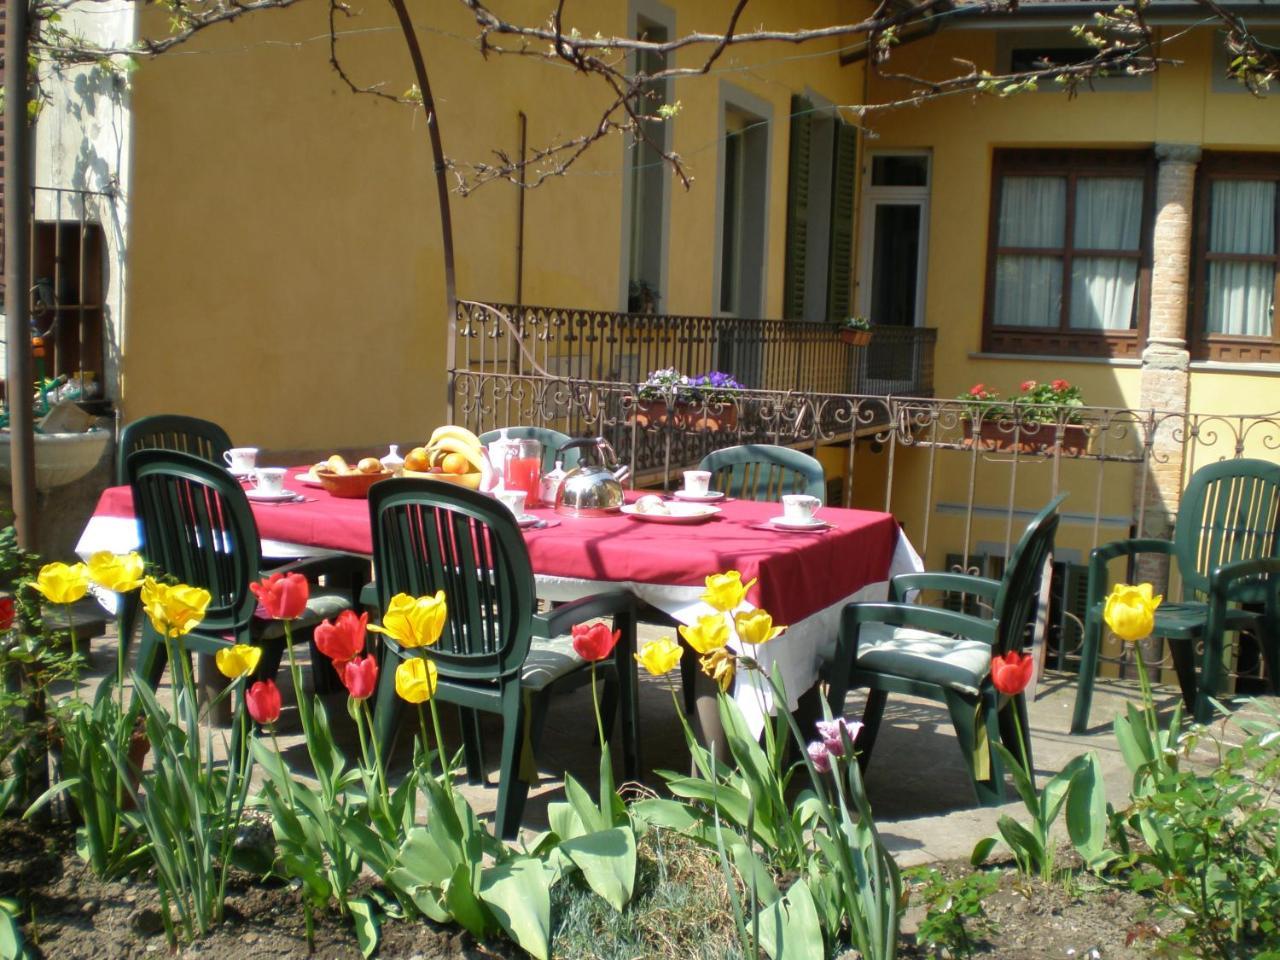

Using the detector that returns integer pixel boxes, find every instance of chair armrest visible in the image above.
[262,553,371,592]
[531,589,635,639]
[889,572,1002,605]
[1086,538,1178,609]
[841,602,997,646]
[1208,556,1280,605]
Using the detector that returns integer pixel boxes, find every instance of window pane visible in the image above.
[871,155,928,187]
[1070,257,1138,329]
[1210,180,1276,255]
[1207,262,1274,336]
[1074,177,1142,250]
[998,176,1066,248]
[994,254,1062,326]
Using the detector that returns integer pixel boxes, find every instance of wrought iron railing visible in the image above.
[451,356,1280,691]
[454,300,936,397]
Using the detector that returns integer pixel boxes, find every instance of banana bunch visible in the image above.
[425,425,487,474]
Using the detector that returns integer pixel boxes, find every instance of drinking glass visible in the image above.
[503,439,543,494]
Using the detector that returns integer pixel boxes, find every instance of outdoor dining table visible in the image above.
[77,468,922,736]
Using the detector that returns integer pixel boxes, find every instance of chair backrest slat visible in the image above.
[1175,458,1280,602]
[992,494,1066,655]
[370,479,536,683]
[699,444,826,503]
[118,415,234,486]
[127,449,261,630]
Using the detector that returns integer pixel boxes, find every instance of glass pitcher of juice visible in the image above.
[503,439,543,495]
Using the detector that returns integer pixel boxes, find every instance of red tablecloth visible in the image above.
[90,468,900,626]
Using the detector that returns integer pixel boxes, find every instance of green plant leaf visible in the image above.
[348,897,380,959]
[755,877,825,960]
[563,773,605,835]
[444,861,489,938]
[970,835,999,866]
[560,827,636,912]
[478,857,552,960]
[1065,751,1112,869]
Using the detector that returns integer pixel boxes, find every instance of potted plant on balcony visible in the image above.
[686,371,744,431]
[961,379,1095,456]
[837,316,873,347]
[630,368,692,428]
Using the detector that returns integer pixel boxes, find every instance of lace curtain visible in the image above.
[993,176,1065,327]
[1206,180,1276,338]
[1069,178,1142,330]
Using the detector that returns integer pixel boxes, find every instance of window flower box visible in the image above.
[962,419,1095,457]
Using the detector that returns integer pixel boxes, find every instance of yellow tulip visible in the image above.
[33,562,90,605]
[369,591,448,649]
[87,551,145,594]
[1103,582,1163,643]
[734,609,785,647]
[701,570,756,613]
[678,613,730,655]
[215,643,262,679]
[700,648,736,694]
[634,637,682,677]
[141,576,212,638]
[395,656,438,703]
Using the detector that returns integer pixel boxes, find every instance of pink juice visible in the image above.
[504,456,542,494]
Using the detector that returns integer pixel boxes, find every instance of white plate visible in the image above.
[295,471,325,488]
[767,515,829,531]
[621,503,721,524]
[517,514,539,528]
[246,488,299,503]
[671,489,725,502]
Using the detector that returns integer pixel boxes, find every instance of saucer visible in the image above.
[671,489,725,502]
[767,515,828,531]
[621,503,721,524]
[517,514,539,528]
[246,488,298,503]
[295,471,325,488]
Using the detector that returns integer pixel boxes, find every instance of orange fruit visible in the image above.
[441,452,470,475]
[404,447,431,472]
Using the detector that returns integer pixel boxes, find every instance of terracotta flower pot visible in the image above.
[963,420,1094,457]
[839,329,872,347]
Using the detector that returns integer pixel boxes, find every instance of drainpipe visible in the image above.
[515,111,527,306]
[5,0,37,551]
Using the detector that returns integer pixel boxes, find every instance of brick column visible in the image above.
[1133,143,1200,592]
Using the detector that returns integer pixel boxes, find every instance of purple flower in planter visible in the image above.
[688,371,745,403]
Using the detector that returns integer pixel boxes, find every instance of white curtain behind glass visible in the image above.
[994,176,1066,327]
[1070,177,1143,329]
[1207,180,1276,337]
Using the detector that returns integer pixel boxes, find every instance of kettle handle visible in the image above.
[558,436,619,469]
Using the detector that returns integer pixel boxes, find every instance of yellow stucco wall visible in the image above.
[125,0,864,454]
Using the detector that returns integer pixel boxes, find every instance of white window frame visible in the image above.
[856,149,931,327]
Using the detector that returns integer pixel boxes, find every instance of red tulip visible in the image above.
[0,597,14,631]
[990,651,1034,696]
[314,610,367,666]
[250,572,310,620]
[246,679,282,725]
[341,654,378,700]
[571,622,620,662]
[1051,378,1071,392]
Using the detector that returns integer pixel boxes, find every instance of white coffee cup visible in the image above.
[782,494,820,523]
[683,470,712,497]
[254,467,287,496]
[224,447,259,474]
[497,488,527,518]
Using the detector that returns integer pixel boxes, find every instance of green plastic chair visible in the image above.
[1071,458,1280,731]
[822,494,1065,806]
[368,478,638,839]
[479,427,580,472]
[117,414,234,485]
[127,450,370,707]
[698,444,826,503]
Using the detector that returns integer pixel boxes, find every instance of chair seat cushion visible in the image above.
[855,622,993,697]
[255,589,354,640]
[521,634,589,692]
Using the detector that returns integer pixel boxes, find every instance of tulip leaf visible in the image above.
[563,773,605,835]
[730,840,781,907]
[444,861,490,938]
[629,797,704,833]
[348,896,380,959]
[397,826,454,886]
[992,742,1037,814]
[547,800,585,843]
[970,835,999,866]
[478,857,552,960]
[1066,752,1115,871]
[560,827,637,912]
[754,877,824,960]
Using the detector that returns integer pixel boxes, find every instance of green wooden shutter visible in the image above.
[783,95,813,320]
[826,120,858,324]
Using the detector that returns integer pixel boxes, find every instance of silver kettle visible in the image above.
[555,438,627,517]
